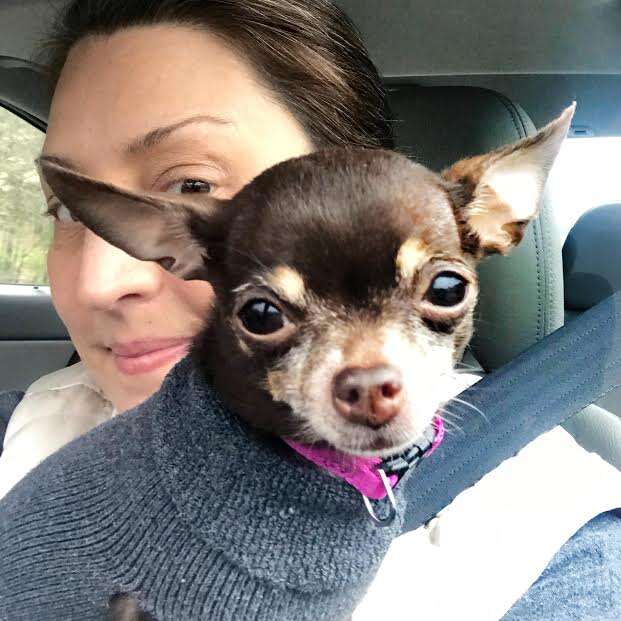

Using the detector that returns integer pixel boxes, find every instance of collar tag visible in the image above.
[362,469,398,527]
[362,416,445,526]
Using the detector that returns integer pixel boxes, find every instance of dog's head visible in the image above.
[39,105,573,456]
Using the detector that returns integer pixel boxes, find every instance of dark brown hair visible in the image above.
[36,0,394,150]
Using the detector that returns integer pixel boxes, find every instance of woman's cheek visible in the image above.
[181,279,217,320]
[47,224,84,326]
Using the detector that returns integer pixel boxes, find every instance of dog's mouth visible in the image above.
[293,411,435,458]
[366,435,394,452]
[337,431,425,458]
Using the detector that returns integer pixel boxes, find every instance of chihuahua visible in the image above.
[39,105,574,620]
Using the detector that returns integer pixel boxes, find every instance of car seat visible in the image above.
[387,85,621,469]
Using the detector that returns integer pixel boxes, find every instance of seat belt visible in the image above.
[0,391,25,457]
[400,289,621,533]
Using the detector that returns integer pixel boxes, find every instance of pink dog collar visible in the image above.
[284,416,445,501]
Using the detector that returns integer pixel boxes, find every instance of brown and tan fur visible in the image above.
[39,104,574,621]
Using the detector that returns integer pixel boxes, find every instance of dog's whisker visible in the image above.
[437,410,465,432]
[438,406,464,422]
[436,410,464,435]
[447,397,489,424]
[471,317,496,328]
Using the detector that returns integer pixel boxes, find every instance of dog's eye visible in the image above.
[238,299,286,335]
[45,198,79,224]
[425,272,468,307]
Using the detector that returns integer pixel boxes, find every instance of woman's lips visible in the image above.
[110,338,192,375]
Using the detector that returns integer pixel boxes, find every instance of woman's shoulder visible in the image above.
[7,400,147,483]
[2,362,113,444]
[0,397,157,551]
[0,363,116,498]
[4,363,115,446]
[0,363,159,511]
[0,398,164,619]
[23,361,105,397]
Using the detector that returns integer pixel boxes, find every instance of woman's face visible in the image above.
[41,25,314,413]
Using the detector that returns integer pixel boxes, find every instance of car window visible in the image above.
[548,136,621,243]
[0,105,49,285]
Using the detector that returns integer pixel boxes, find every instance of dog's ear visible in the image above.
[442,103,575,256]
[37,158,234,280]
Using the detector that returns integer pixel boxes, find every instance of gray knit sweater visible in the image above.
[0,356,403,620]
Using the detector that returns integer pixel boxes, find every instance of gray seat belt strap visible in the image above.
[0,390,24,456]
[402,290,621,532]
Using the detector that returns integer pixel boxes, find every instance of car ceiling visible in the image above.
[1,0,621,135]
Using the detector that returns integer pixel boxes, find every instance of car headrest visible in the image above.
[387,85,565,371]
[563,204,621,311]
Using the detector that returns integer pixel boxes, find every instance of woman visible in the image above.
[0,1,619,620]
[0,0,392,496]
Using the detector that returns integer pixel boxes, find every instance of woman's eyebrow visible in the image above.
[35,115,233,173]
[126,114,234,156]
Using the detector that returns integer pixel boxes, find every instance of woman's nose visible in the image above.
[76,228,164,309]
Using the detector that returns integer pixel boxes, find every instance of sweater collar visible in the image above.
[149,355,404,592]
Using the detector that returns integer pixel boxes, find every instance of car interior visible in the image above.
[1,0,620,470]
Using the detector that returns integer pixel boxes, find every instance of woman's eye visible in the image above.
[238,299,287,336]
[425,272,468,307]
[167,179,212,194]
[45,200,78,223]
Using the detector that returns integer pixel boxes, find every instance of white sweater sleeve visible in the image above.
[0,363,115,499]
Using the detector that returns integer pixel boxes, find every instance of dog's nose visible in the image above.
[332,365,404,428]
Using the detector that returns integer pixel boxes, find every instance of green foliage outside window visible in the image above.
[0,107,51,285]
